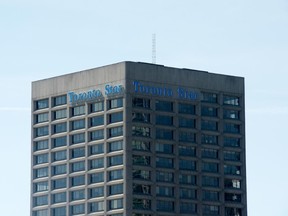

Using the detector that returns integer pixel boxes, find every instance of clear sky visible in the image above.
[1,0,288,215]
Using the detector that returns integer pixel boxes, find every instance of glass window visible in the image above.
[90,101,104,113]
[179,159,196,171]
[89,186,104,198]
[132,140,150,151]
[52,207,66,216]
[201,120,218,131]
[52,178,66,189]
[180,202,197,214]
[71,175,85,187]
[132,112,150,123]
[71,147,85,159]
[53,109,67,120]
[109,183,123,195]
[156,200,174,212]
[155,143,173,154]
[202,176,219,187]
[89,115,104,127]
[34,126,49,137]
[224,165,241,175]
[201,106,217,117]
[156,128,173,140]
[201,92,217,103]
[53,95,67,106]
[132,126,150,137]
[224,137,240,147]
[89,201,104,213]
[52,192,66,204]
[202,162,219,173]
[34,167,48,179]
[179,131,195,142]
[109,198,123,210]
[225,193,241,203]
[33,209,48,216]
[156,171,174,182]
[108,126,123,138]
[180,188,196,199]
[156,186,174,197]
[89,158,104,170]
[53,122,67,134]
[133,184,151,195]
[52,164,66,175]
[109,169,123,181]
[223,109,240,119]
[203,190,219,201]
[71,105,86,116]
[133,198,151,210]
[179,117,195,128]
[179,174,196,185]
[108,112,123,123]
[109,155,123,166]
[90,129,104,141]
[71,119,85,130]
[52,150,66,162]
[132,170,150,180]
[178,103,195,114]
[34,140,49,151]
[33,181,48,192]
[33,195,48,207]
[35,113,49,124]
[35,99,49,110]
[89,143,104,155]
[89,172,104,183]
[108,98,123,110]
[71,133,85,144]
[201,134,218,145]
[223,95,240,106]
[202,148,218,159]
[179,145,196,156]
[109,140,123,152]
[224,179,241,189]
[156,157,173,168]
[70,203,85,215]
[71,161,85,172]
[34,153,48,165]
[224,123,240,133]
[225,207,242,216]
[132,97,150,109]
[52,136,67,148]
[156,115,173,126]
[133,155,150,166]
[203,205,219,215]
[155,100,173,112]
[71,189,85,201]
[224,151,240,161]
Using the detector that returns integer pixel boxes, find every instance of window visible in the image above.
[71,161,85,172]
[52,122,67,134]
[179,188,196,199]
[133,184,151,195]
[108,98,123,109]
[178,103,195,114]
[109,198,123,210]
[201,92,217,103]
[89,186,104,198]
[90,101,104,113]
[156,128,173,140]
[71,105,85,116]
[109,169,123,181]
[133,170,150,180]
[179,159,196,171]
[52,136,66,148]
[202,148,218,159]
[225,193,241,203]
[34,167,48,179]
[224,137,240,147]
[109,140,123,152]
[156,157,173,168]
[179,131,195,142]
[224,165,241,175]
[53,95,67,106]
[155,143,173,154]
[201,134,218,145]
[224,123,240,133]
[89,115,104,127]
[71,119,85,130]
[132,126,150,137]
[155,100,173,112]
[35,113,49,124]
[225,207,242,216]
[179,117,195,128]
[201,106,217,117]
[34,140,48,151]
[155,115,173,126]
[109,184,123,195]
[52,178,66,189]
[89,201,104,213]
[53,109,67,120]
[202,176,219,187]
[156,186,174,197]
[33,181,48,192]
[224,151,240,161]
[89,172,104,184]
[52,164,66,175]
[132,112,150,123]
[224,179,241,189]
[108,126,123,138]
[52,207,66,216]
[89,143,104,155]
[70,175,85,187]
[109,155,123,166]
[52,192,66,204]
[203,190,219,201]
[70,204,85,215]
[201,120,218,131]
[34,126,49,137]
[179,174,196,185]
[35,99,49,110]
[203,205,219,215]
[33,195,48,207]
[180,202,197,214]
[34,153,48,165]
[133,155,150,166]
[89,158,104,169]
[132,97,150,109]
[179,145,196,156]
[133,198,151,210]
[52,150,66,162]
[132,140,150,151]
[33,209,48,216]
[71,189,85,201]
[156,200,174,212]
[71,147,85,159]
[71,133,85,144]
[108,112,123,123]
[224,109,240,119]
[156,171,174,182]
[90,129,104,141]
[223,95,240,106]
[202,162,219,173]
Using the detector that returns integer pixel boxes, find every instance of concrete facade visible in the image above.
[31,61,247,216]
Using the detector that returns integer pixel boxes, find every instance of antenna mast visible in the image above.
[152,33,156,64]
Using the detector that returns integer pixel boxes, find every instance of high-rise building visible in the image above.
[31,62,247,216]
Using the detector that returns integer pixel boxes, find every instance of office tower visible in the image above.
[31,61,247,216]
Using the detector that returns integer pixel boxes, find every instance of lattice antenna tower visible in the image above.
[152,33,156,64]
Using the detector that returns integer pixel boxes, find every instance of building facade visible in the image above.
[31,62,247,216]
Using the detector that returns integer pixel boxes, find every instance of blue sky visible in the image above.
[1,1,288,215]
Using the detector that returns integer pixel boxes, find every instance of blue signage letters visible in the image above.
[105,84,124,95]
[68,89,102,104]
